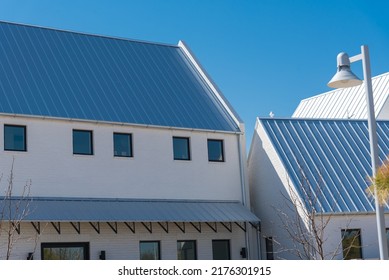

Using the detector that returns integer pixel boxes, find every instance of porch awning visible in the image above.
[0,197,259,223]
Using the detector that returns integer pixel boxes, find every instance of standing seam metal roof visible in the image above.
[260,118,389,213]
[293,73,389,119]
[0,197,259,222]
[0,21,239,132]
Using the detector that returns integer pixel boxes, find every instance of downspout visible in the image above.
[237,124,251,259]
[256,222,262,260]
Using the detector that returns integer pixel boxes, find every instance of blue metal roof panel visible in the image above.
[0,21,239,132]
[260,118,389,213]
[0,197,259,222]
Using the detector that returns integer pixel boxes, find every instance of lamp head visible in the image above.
[327,52,363,88]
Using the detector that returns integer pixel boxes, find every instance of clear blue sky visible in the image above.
[1,0,388,147]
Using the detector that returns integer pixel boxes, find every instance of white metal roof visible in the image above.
[293,72,389,119]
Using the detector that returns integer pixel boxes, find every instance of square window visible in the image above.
[386,228,389,253]
[114,133,132,157]
[140,241,160,260]
[177,240,197,260]
[212,239,230,260]
[73,130,93,155]
[4,125,26,151]
[41,242,89,260]
[207,139,224,162]
[173,137,190,160]
[341,229,362,259]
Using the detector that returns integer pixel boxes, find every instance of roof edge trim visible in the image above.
[178,40,243,128]
[0,113,243,135]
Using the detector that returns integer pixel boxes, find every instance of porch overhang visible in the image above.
[0,196,259,223]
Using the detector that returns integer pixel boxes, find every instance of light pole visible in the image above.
[328,45,388,260]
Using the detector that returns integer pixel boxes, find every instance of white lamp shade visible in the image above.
[328,52,363,88]
[327,68,363,88]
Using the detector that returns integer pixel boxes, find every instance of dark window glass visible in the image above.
[386,228,389,254]
[41,242,89,260]
[177,240,197,260]
[341,229,362,259]
[173,137,190,160]
[114,133,132,157]
[207,139,224,162]
[265,237,274,260]
[73,130,93,155]
[140,241,160,260]
[4,125,26,151]
[212,240,230,260]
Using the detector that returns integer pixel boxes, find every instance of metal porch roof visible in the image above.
[260,118,389,214]
[0,21,239,132]
[0,197,259,223]
[293,72,389,119]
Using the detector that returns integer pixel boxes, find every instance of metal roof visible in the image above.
[293,72,389,119]
[0,21,239,132]
[260,118,389,213]
[0,197,259,222]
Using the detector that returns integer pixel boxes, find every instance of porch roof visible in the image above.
[0,196,259,223]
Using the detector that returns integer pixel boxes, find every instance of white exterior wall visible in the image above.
[0,115,254,260]
[322,214,389,260]
[1,222,247,260]
[0,115,242,201]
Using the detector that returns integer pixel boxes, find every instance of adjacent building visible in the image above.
[249,117,389,259]
[0,21,259,260]
[249,71,389,260]
[293,72,389,120]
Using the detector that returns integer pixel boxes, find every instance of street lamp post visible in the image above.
[328,45,388,260]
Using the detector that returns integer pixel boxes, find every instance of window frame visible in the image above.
[341,229,363,260]
[139,241,161,260]
[4,124,27,152]
[172,136,191,161]
[177,240,197,260]
[207,139,225,162]
[72,129,94,155]
[41,242,90,260]
[113,132,133,158]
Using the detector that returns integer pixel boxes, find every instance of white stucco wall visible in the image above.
[0,116,243,201]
